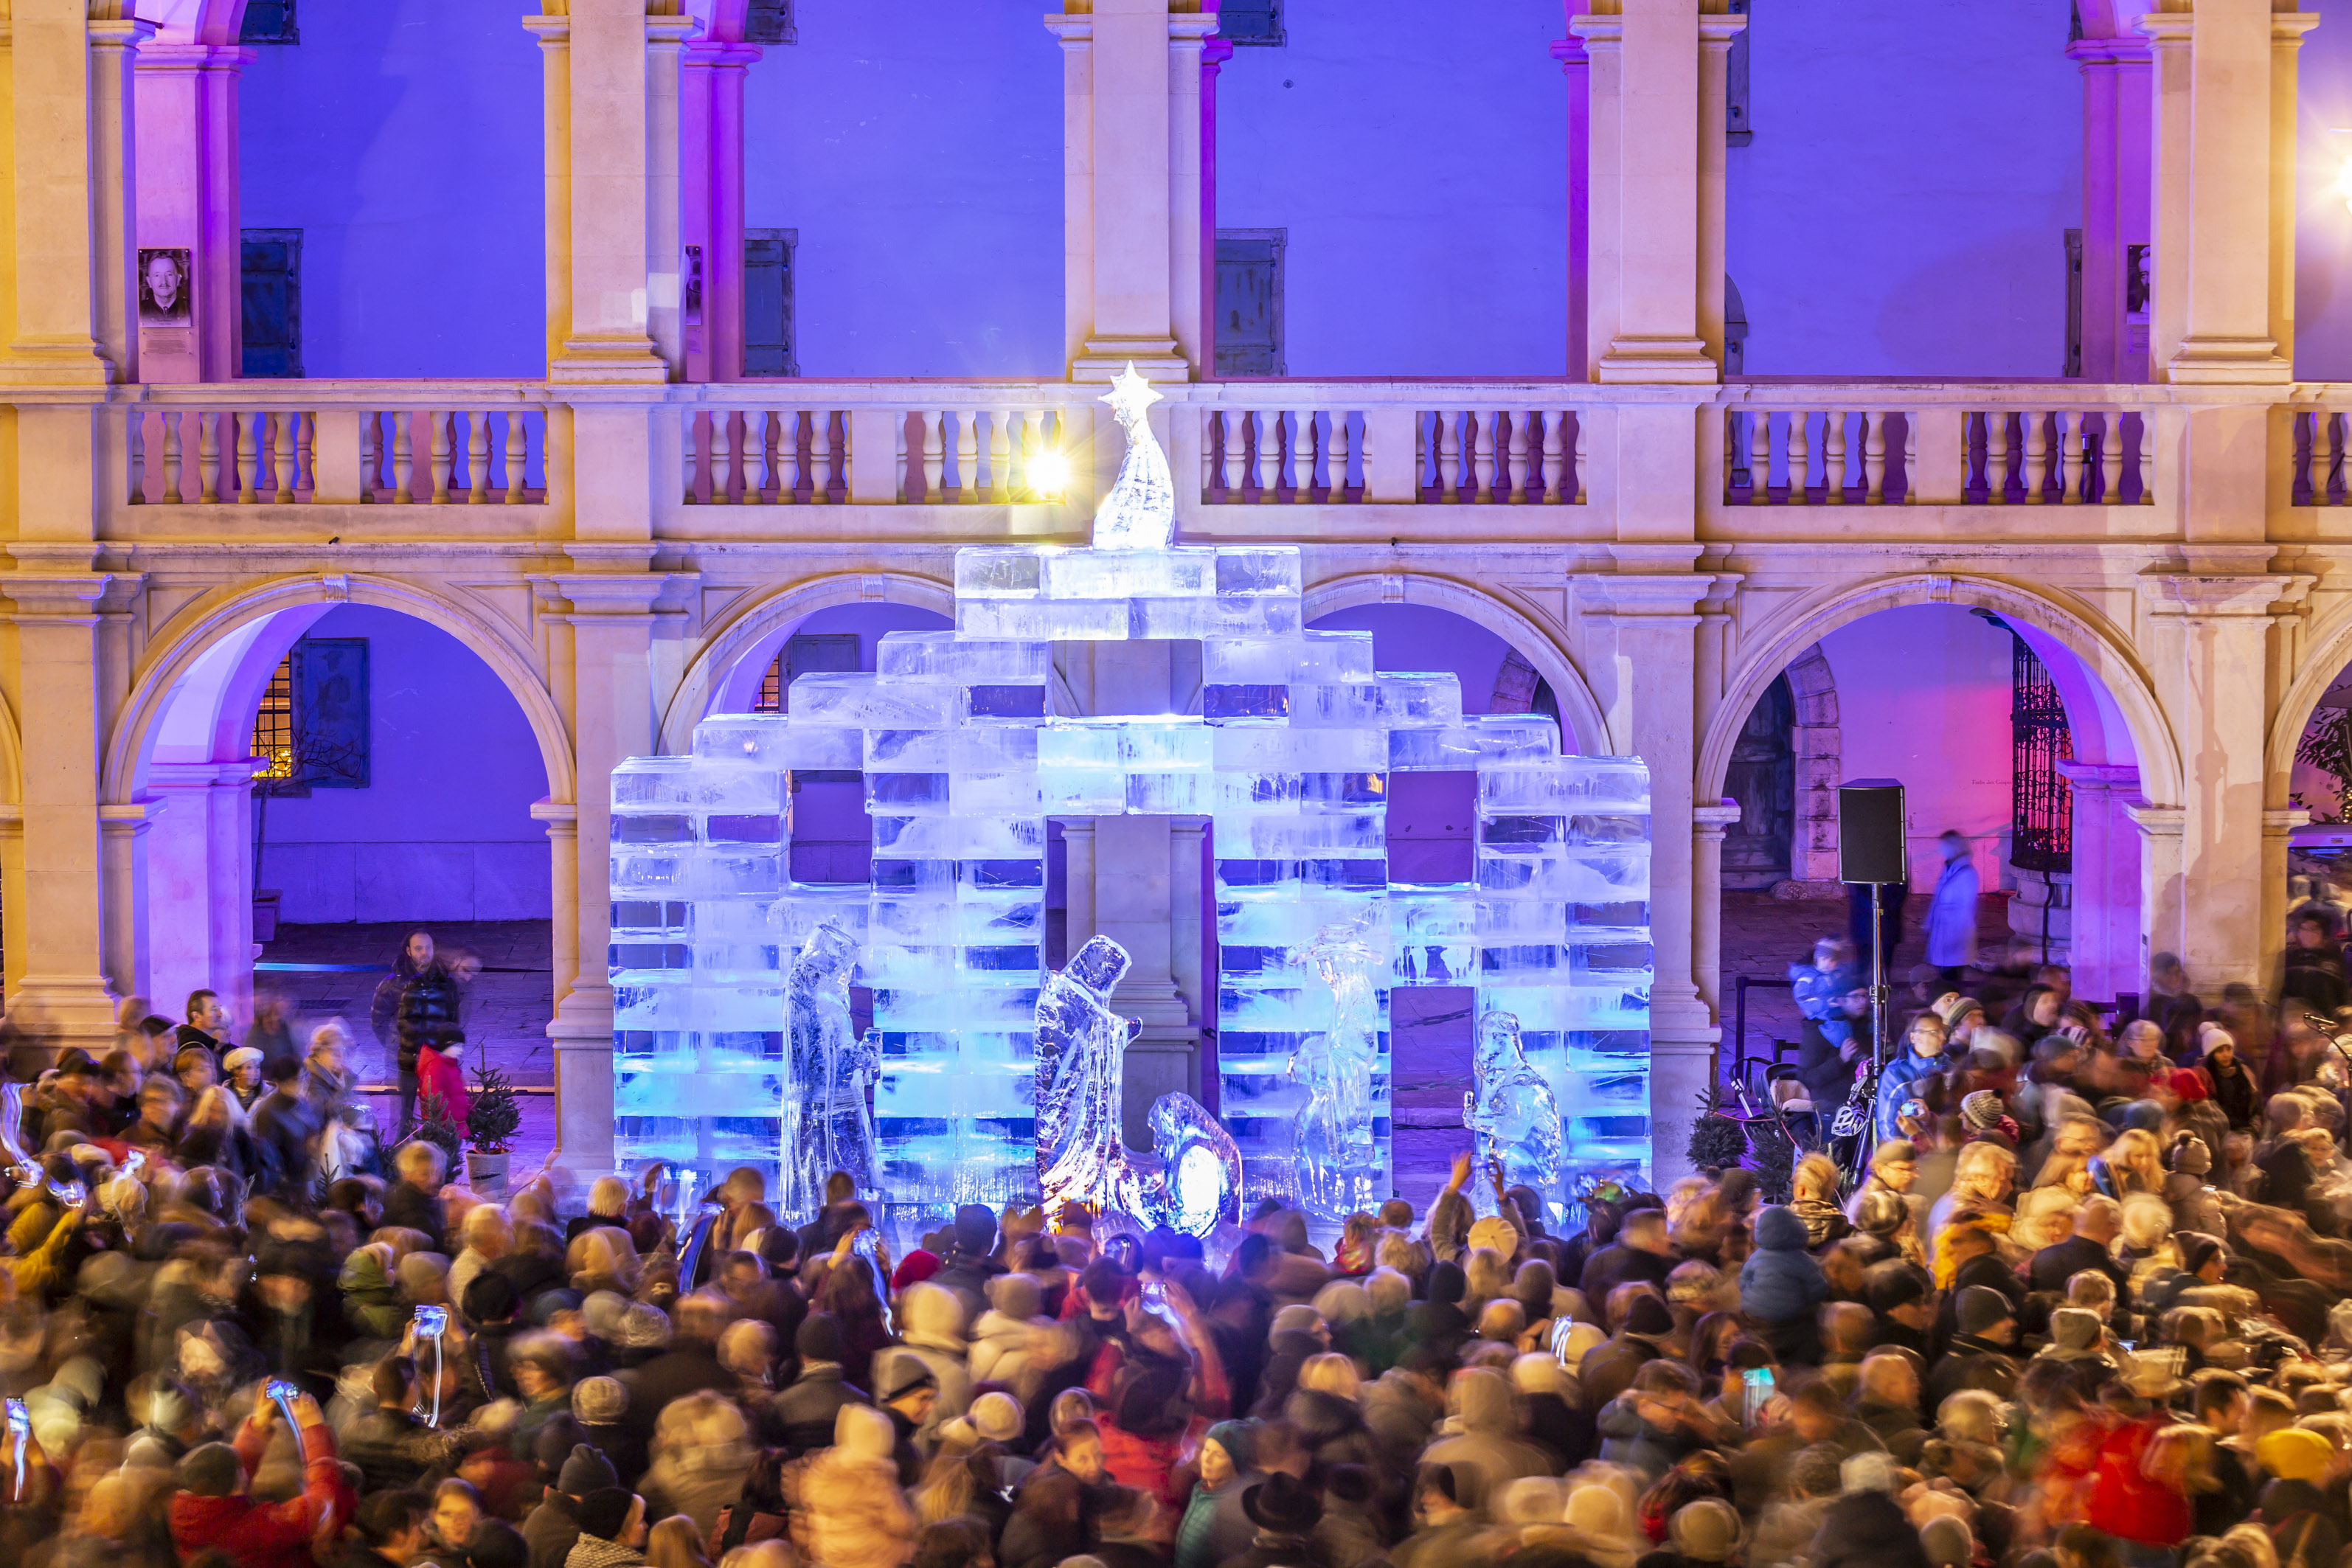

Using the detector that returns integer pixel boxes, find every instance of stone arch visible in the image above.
[1701,574,2177,810]
[2266,602,2352,809]
[662,571,957,753]
[1299,573,1610,754]
[1781,644,1841,888]
[105,573,574,805]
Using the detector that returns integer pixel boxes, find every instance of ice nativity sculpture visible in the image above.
[606,364,1654,1229]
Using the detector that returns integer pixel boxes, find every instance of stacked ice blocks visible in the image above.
[608,540,1656,1214]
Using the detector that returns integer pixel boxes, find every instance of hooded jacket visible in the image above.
[1740,1207,1830,1324]
[789,1405,916,1568]
[1420,1367,1549,1509]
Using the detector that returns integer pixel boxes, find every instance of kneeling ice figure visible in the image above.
[1035,934,1238,1235]
[783,923,878,1215]
[1465,1009,1562,1211]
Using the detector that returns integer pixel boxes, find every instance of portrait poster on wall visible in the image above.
[138,248,192,325]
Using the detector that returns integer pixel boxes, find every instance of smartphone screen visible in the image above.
[1741,1366,1775,1432]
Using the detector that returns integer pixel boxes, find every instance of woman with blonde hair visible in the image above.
[645,1514,714,1568]
[1790,1154,1848,1247]
[568,1224,645,1297]
[643,1391,756,1540]
[2143,1423,2229,1536]
[2106,1127,2166,1196]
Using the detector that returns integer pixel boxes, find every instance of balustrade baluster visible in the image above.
[1291,410,1313,500]
[2100,413,2123,504]
[1437,412,1461,502]
[390,413,414,503]
[2130,414,2149,504]
[196,412,220,503]
[1984,412,2008,502]
[984,410,1008,503]
[1747,412,1771,503]
[1463,412,1490,503]
[1335,412,1358,499]
[1789,412,1811,503]
[918,410,943,502]
[504,413,528,503]
[999,410,1023,499]
[274,413,298,503]
[951,410,976,503]
[127,409,145,504]
[2058,412,2083,503]
[427,411,451,504]
[830,412,850,502]
[1540,411,1566,503]
[1218,413,1243,499]
[1861,411,1887,503]
[707,411,732,504]
[1572,412,1589,504]
[2026,412,2053,502]
[1508,410,1532,502]
[2324,413,2344,506]
[1904,413,1918,502]
[299,410,318,501]
[235,412,259,503]
[1822,411,1847,504]
[1020,411,1046,501]
[466,412,490,503]
[162,411,183,504]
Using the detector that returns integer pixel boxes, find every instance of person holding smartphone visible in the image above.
[165,1383,352,1564]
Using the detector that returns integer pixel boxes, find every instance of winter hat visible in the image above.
[1565,1482,1626,1536]
[951,1203,998,1257]
[1792,1444,1845,1499]
[1502,1477,1568,1527]
[836,1402,895,1463]
[581,1291,629,1342]
[1512,1352,1569,1398]
[1621,1294,1674,1339]
[1558,1322,1607,1364]
[2179,1232,2226,1279]
[396,1252,450,1302]
[880,1359,939,1404]
[1938,996,1985,1031]
[572,1377,627,1426]
[221,1047,263,1075]
[176,1442,241,1498]
[1841,1451,1899,1495]
[2259,1426,2335,1482]
[1961,1092,2006,1131]
[796,1312,845,1365]
[617,1302,670,1350]
[1202,1420,1257,1472]
[2050,1308,2103,1356]
[1671,1499,1742,1563]
[967,1391,1024,1444]
[1427,1260,1467,1306]
[2168,1135,2213,1176]
[988,1272,1043,1320]
[1957,1286,2013,1337]
[1467,1216,1522,1257]
[1242,1473,1322,1534]
[557,1443,617,1496]
[1271,1304,1322,1340]
[1921,1516,1974,1568]
[575,1488,634,1542]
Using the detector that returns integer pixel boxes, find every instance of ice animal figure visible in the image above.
[1035,935,1135,1211]
[783,923,878,1213]
[1465,1009,1564,1212]
[1089,364,1173,551]
[1035,934,1238,1235]
[1290,909,1383,1221]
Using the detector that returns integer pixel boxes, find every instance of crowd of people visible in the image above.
[6,906,2352,1568]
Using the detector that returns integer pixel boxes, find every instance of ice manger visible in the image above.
[608,370,1654,1227]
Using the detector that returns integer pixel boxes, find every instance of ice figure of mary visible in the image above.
[782,923,877,1215]
[1291,912,1381,1219]
[1465,1009,1562,1212]
[1035,935,1137,1213]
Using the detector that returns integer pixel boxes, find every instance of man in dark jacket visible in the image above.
[770,1313,870,1453]
[338,1488,434,1568]
[521,1444,615,1568]
[1930,1224,2024,1356]
[345,1356,459,1494]
[1926,1287,2023,1409]
[1218,1473,1325,1568]
[249,1058,324,1202]
[2028,1197,2130,1306]
[929,1203,1007,1321]
[175,988,233,1061]
[1809,1478,1932,1568]
[1578,1207,1676,1307]
[395,962,465,1137]
[617,1293,735,1449]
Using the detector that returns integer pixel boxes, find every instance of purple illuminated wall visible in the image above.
[258,606,550,923]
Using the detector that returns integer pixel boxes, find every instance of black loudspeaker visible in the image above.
[1838,779,1907,884]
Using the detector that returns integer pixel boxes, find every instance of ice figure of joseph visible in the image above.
[1291,914,1381,1218]
[783,923,878,1213]
[1465,1010,1562,1207]
[1090,364,1173,551]
[1035,935,1137,1212]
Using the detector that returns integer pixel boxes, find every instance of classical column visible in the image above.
[1696,13,1740,364]
[1691,800,1741,1021]
[6,1,114,386]
[1044,0,1216,384]
[2263,805,2311,1010]
[2070,33,2151,383]
[533,0,679,386]
[545,576,665,1181]
[645,12,690,376]
[2141,10,2191,378]
[524,9,574,372]
[2053,760,2143,1006]
[2147,574,2280,992]
[89,12,151,384]
[1588,574,1713,1182]
[97,799,159,1005]
[131,38,244,381]
[2269,13,2319,368]
[532,799,581,1013]
[680,38,760,381]
[4,577,122,1052]
[2126,801,2185,988]
[1197,38,1229,375]
[1551,7,1592,381]
[1572,0,1723,385]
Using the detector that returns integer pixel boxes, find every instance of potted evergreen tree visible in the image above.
[465,1065,522,1198]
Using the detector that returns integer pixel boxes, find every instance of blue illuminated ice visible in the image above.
[609,393,1653,1218]
[1467,1009,1564,1217]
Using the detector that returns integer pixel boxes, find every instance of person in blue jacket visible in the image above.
[1873,1010,1952,1144]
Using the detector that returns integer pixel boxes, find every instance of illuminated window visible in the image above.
[253,654,298,786]
[754,653,784,714]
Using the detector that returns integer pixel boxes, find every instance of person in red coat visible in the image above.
[167,1384,353,1568]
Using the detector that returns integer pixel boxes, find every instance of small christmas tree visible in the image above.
[1686,1086,1749,1176]
[410,1090,462,1167]
[465,1064,522,1154]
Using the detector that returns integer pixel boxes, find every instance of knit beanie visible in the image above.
[1938,996,1985,1031]
[1956,1286,2011,1336]
[557,1443,617,1496]
[1961,1092,2005,1131]
[572,1377,628,1426]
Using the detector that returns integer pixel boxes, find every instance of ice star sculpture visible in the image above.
[1465,1009,1563,1216]
[1035,934,1238,1235]
[1092,363,1173,550]
[1291,909,1384,1220]
[782,923,879,1215]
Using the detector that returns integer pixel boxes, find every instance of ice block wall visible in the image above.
[607,539,1654,1217]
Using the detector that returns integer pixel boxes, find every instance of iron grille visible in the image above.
[754,652,784,714]
[252,653,300,791]
[2011,637,2073,873]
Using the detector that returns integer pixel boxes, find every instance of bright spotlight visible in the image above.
[1030,450,1071,497]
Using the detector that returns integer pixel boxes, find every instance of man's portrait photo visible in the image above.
[138,248,191,325]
